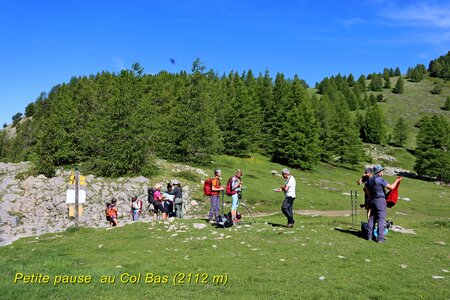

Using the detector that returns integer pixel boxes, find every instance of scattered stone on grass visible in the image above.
[391,225,416,235]
[193,223,206,229]
[432,276,445,279]
[319,276,325,280]
[435,241,446,245]
[400,264,408,269]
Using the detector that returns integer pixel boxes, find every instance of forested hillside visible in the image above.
[0,56,449,181]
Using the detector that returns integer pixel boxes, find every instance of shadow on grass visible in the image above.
[268,222,288,228]
[333,227,365,239]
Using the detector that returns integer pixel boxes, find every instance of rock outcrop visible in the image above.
[0,162,199,246]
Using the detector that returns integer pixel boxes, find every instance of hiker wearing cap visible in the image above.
[366,164,402,243]
[274,168,296,228]
[171,180,184,218]
[229,169,243,225]
[208,169,224,223]
[357,167,373,220]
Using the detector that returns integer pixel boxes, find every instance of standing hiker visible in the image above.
[274,168,296,228]
[366,164,402,243]
[208,169,224,224]
[153,184,168,220]
[131,196,141,221]
[227,169,243,225]
[171,180,184,218]
[357,167,373,220]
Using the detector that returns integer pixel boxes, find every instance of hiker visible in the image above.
[274,168,297,228]
[357,167,373,220]
[131,196,141,221]
[163,183,175,217]
[366,164,402,243]
[108,198,118,227]
[171,180,184,218]
[152,184,168,220]
[105,201,111,222]
[208,169,224,224]
[228,169,243,225]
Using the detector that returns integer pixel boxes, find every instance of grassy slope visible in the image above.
[376,76,450,149]
[1,155,449,299]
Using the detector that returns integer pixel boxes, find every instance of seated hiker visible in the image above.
[152,184,167,220]
[107,198,118,227]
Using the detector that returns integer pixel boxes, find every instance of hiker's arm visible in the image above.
[386,177,402,191]
[212,185,224,191]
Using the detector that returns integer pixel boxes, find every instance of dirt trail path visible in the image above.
[187,210,351,219]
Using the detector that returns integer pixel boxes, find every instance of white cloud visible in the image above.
[382,2,450,28]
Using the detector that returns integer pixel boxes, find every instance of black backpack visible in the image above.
[148,187,155,205]
[216,214,233,228]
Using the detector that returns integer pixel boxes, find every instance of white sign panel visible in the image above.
[66,189,86,204]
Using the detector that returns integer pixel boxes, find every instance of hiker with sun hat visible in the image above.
[366,164,402,243]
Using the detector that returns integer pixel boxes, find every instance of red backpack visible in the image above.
[204,178,213,196]
[226,176,237,196]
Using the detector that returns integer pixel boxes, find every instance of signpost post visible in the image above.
[75,166,79,227]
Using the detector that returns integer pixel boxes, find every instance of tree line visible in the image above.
[0,58,448,181]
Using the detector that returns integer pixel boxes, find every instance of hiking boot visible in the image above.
[208,219,215,224]
[286,223,294,228]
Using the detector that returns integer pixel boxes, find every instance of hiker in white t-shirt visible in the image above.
[274,168,296,228]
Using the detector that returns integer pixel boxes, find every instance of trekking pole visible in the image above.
[350,190,354,225]
[355,190,358,222]
[240,201,256,223]
[221,190,224,215]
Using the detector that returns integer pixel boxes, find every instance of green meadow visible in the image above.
[1,155,449,299]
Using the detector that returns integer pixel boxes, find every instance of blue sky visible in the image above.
[1,0,449,125]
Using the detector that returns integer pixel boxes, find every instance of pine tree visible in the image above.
[392,117,409,147]
[222,73,261,157]
[356,75,367,92]
[443,96,450,111]
[168,59,222,164]
[394,67,401,76]
[35,83,81,176]
[369,73,383,91]
[328,92,363,164]
[383,69,391,88]
[86,70,148,177]
[273,77,321,169]
[392,76,404,94]
[256,70,275,154]
[414,115,449,181]
[363,102,386,144]
[314,94,334,160]
[267,73,291,155]
[347,73,355,87]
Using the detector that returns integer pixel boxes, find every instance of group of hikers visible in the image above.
[105,180,184,227]
[206,168,296,227]
[357,164,402,243]
[104,163,400,244]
